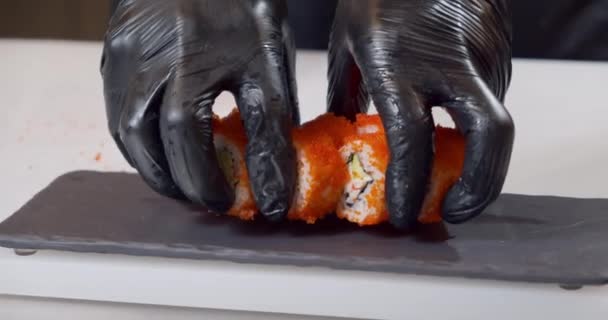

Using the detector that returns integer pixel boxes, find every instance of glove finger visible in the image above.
[442,78,515,223]
[101,43,135,167]
[326,31,369,120]
[118,73,185,200]
[101,38,183,199]
[357,54,434,229]
[160,75,234,213]
[235,48,298,222]
[281,23,301,126]
[377,89,434,230]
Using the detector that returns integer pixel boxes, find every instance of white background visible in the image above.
[0,40,607,319]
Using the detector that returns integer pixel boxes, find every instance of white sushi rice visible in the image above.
[339,141,385,224]
[291,149,312,212]
[357,124,380,135]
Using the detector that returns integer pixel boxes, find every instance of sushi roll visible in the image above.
[212,109,257,221]
[418,126,466,224]
[213,109,464,226]
[337,114,390,226]
[213,110,351,224]
[299,112,357,147]
[287,114,352,224]
[337,114,466,226]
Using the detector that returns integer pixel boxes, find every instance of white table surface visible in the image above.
[1,39,607,319]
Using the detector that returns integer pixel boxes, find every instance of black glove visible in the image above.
[100,0,299,221]
[327,0,514,228]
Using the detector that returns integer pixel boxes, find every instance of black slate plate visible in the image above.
[0,171,607,286]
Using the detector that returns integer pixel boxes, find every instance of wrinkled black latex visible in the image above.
[100,0,299,221]
[327,0,514,228]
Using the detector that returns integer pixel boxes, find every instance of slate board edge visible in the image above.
[0,233,605,287]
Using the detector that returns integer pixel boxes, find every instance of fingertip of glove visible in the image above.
[182,182,235,215]
[386,194,421,230]
[388,214,419,230]
[201,193,235,215]
[209,202,233,215]
[441,184,490,224]
[259,201,289,223]
[161,185,187,202]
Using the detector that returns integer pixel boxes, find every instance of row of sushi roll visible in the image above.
[212,108,465,226]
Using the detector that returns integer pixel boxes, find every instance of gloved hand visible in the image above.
[100,0,299,221]
[327,0,514,228]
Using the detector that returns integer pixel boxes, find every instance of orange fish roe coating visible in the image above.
[418,126,466,224]
[287,124,347,224]
[213,109,257,221]
[300,113,356,147]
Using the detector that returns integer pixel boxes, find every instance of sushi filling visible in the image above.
[217,147,238,188]
[344,153,374,208]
